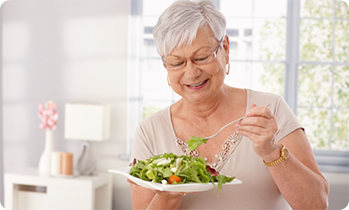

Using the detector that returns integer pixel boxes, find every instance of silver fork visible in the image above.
[203,102,272,140]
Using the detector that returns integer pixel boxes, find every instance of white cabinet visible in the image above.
[4,168,112,210]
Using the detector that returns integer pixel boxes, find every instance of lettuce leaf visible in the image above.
[213,175,235,195]
[186,136,207,151]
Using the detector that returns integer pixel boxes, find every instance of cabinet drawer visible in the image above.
[17,190,47,210]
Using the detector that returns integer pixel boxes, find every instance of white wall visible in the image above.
[0,7,4,206]
[323,172,349,210]
[2,0,132,209]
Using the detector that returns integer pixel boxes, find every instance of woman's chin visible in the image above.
[183,93,210,105]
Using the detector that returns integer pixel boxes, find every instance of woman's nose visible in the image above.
[184,60,201,79]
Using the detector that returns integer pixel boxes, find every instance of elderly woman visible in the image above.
[129,0,329,209]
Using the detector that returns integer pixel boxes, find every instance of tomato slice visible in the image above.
[168,175,182,184]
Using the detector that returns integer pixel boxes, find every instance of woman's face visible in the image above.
[166,26,230,105]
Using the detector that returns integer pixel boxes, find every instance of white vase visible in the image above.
[38,130,55,175]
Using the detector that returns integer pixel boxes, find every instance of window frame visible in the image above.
[124,0,349,173]
[0,7,4,205]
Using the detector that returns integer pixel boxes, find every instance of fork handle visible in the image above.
[203,102,272,140]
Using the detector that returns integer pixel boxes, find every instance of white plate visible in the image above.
[108,167,242,192]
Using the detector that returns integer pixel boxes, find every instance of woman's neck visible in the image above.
[181,84,236,121]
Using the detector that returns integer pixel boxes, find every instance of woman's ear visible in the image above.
[223,35,230,64]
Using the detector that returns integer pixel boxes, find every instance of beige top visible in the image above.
[131,89,302,209]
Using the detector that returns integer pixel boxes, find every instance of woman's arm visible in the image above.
[236,104,329,209]
[130,181,184,210]
[269,128,329,209]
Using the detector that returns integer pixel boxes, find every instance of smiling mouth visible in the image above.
[188,79,208,87]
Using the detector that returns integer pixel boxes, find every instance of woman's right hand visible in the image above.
[128,179,193,210]
[128,178,189,197]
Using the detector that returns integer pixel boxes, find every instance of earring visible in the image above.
[226,63,230,75]
[167,75,171,86]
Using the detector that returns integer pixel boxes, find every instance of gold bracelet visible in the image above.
[263,145,289,167]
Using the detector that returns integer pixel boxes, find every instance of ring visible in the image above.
[182,193,187,196]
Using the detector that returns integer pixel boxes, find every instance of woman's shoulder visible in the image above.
[247,88,282,98]
[139,106,171,128]
[247,89,283,105]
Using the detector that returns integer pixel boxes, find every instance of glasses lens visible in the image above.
[192,52,213,65]
[163,43,220,70]
[165,56,186,70]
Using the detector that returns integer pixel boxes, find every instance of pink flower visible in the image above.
[38,101,58,131]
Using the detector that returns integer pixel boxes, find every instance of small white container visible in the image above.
[50,151,62,175]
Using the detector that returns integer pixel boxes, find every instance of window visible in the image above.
[226,29,239,37]
[126,0,349,172]
[297,0,349,172]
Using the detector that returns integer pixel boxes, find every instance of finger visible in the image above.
[237,127,275,143]
[127,179,138,186]
[238,117,275,133]
[237,124,264,136]
[237,125,276,140]
[246,103,258,115]
[250,103,257,109]
[238,116,269,127]
[237,129,262,141]
[238,117,278,136]
[247,106,273,119]
[153,190,185,199]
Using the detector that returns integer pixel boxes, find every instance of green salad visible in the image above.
[129,153,235,194]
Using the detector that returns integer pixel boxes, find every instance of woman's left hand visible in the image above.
[236,103,281,162]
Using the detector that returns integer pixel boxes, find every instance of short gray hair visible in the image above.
[153,0,226,57]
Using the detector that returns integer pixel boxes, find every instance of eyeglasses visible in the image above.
[162,40,222,70]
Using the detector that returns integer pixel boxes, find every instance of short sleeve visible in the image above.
[273,95,303,141]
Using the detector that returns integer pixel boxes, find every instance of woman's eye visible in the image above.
[194,56,209,62]
[170,62,184,67]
